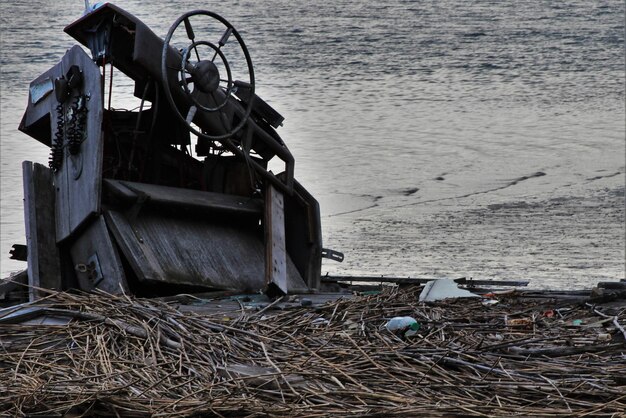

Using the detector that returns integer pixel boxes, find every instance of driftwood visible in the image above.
[507,342,623,357]
[1,286,624,417]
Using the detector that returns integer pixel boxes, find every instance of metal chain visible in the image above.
[67,95,89,155]
[49,103,65,171]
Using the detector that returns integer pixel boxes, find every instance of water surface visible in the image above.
[1,0,624,288]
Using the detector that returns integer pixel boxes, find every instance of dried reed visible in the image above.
[1,286,624,417]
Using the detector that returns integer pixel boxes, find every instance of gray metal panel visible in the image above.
[54,45,103,242]
[104,209,306,292]
[23,162,62,300]
[70,216,129,294]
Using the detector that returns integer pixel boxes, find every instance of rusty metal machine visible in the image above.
[18,4,332,299]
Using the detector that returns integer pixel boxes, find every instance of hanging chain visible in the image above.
[48,94,89,171]
[67,95,89,155]
[49,103,65,171]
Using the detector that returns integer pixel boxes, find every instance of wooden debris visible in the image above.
[1,286,624,417]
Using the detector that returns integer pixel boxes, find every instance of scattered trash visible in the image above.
[311,318,330,326]
[419,279,480,302]
[385,316,421,338]
[483,289,517,299]
[506,317,533,328]
[357,290,382,296]
[482,299,499,307]
[582,318,613,328]
[572,319,584,326]
[543,310,555,318]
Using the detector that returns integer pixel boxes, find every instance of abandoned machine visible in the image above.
[15,3,342,300]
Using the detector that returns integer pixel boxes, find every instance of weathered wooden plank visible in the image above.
[0,270,28,301]
[103,179,138,201]
[265,184,288,294]
[106,180,263,215]
[104,210,165,284]
[105,209,306,292]
[597,281,626,290]
[70,216,129,294]
[23,161,62,300]
[54,45,103,242]
[320,275,530,287]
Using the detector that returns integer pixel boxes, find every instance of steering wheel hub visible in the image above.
[193,60,220,93]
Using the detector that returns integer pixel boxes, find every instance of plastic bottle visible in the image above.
[385,316,420,336]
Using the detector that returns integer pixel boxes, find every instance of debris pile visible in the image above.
[1,286,625,416]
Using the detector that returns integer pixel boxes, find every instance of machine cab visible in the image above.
[19,4,323,298]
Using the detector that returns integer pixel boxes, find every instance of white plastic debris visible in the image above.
[385,316,419,333]
[419,279,480,302]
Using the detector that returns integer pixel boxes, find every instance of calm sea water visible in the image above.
[1,0,624,288]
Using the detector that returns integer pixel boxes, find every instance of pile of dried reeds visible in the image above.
[1,286,624,417]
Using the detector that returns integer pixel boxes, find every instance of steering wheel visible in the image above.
[161,10,255,141]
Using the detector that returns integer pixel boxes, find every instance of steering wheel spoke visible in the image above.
[219,27,232,47]
[185,105,198,125]
[178,76,194,86]
[183,18,195,41]
[183,18,201,62]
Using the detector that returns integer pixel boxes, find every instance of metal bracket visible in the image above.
[9,244,28,261]
[75,253,104,288]
[322,248,344,263]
